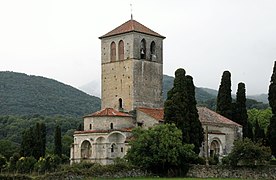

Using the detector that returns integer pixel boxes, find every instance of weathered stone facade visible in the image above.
[100,20,165,112]
[70,19,242,165]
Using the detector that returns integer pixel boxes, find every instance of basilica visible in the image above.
[70,18,242,165]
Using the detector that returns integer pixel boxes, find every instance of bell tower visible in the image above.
[99,19,165,112]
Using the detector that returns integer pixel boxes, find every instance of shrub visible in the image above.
[0,154,7,170]
[225,138,271,167]
[16,156,37,173]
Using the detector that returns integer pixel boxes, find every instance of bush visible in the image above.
[225,138,271,167]
[0,154,7,170]
[16,156,37,173]
[8,153,20,172]
[270,158,276,165]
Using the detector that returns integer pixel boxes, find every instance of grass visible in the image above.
[92,178,245,180]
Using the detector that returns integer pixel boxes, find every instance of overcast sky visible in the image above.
[0,0,276,95]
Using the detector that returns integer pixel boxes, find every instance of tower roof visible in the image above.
[84,108,132,118]
[99,19,165,39]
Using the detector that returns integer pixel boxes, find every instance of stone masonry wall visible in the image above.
[187,165,276,180]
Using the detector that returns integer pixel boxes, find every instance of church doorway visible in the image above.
[210,140,220,157]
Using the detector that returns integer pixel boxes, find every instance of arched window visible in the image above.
[119,98,123,109]
[111,143,115,153]
[110,123,113,129]
[110,42,116,62]
[81,140,92,159]
[150,41,156,61]
[118,40,124,60]
[140,39,146,59]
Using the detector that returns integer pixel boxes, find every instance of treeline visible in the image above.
[0,115,82,159]
[0,71,100,116]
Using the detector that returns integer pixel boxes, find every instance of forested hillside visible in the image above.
[163,75,216,102]
[0,71,100,116]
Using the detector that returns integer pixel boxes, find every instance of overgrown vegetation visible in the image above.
[222,138,271,166]
[127,124,197,176]
[0,115,82,159]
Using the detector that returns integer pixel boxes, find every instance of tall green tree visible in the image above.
[184,75,204,154]
[216,71,233,120]
[54,125,62,157]
[254,120,266,144]
[234,82,249,138]
[20,127,34,157]
[164,68,203,154]
[268,61,276,156]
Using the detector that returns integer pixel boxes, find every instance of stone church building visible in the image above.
[70,18,242,164]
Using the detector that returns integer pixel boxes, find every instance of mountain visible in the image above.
[248,94,268,104]
[163,75,216,102]
[0,71,100,116]
[78,80,101,97]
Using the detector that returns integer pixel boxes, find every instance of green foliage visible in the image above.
[0,71,100,116]
[268,61,276,156]
[216,71,233,120]
[233,82,249,138]
[54,125,62,157]
[0,115,81,157]
[0,154,7,170]
[164,69,203,154]
[223,138,271,167]
[8,153,20,172]
[126,124,197,175]
[247,108,272,133]
[254,120,266,144]
[0,140,20,159]
[16,156,36,173]
[20,122,47,159]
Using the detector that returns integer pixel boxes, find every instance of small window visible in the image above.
[110,42,116,62]
[110,123,113,129]
[121,147,123,152]
[111,144,115,153]
[119,98,123,109]
[150,41,156,60]
[89,124,92,130]
[118,40,124,60]
[140,39,146,59]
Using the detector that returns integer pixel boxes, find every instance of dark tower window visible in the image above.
[111,144,115,153]
[140,39,146,59]
[150,41,156,61]
[118,40,124,60]
[119,98,123,109]
[110,123,113,129]
[89,124,92,130]
[110,41,116,62]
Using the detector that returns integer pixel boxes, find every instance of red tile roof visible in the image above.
[137,107,164,121]
[197,107,242,127]
[137,107,241,127]
[74,127,133,134]
[84,108,132,118]
[99,19,165,39]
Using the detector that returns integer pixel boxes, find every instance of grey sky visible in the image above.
[0,0,275,95]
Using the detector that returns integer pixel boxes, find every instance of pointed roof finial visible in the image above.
[130,3,133,20]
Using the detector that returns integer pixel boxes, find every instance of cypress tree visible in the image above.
[268,61,276,156]
[216,71,233,120]
[54,125,62,157]
[40,123,46,157]
[185,75,204,154]
[234,82,249,138]
[20,127,34,157]
[164,68,203,154]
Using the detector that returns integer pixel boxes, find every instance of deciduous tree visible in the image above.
[126,124,197,175]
